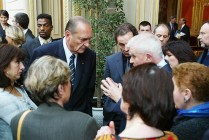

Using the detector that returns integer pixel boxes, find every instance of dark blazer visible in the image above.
[103,52,125,134]
[180,25,190,42]
[11,103,99,140]
[0,24,7,44]
[171,115,209,140]
[197,49,209,66]
[202,129,209,140]
[22,37,41,71]
[30,39,96,115]
[25,29,35,43]
[162,62,172,76]
[168,22,178,41]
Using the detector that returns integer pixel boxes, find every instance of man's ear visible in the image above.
[183,88,192,102]
[146,53,152,62]
[55,84,64,99]
[167,35,170,40]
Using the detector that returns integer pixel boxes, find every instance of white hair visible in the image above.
[127,32,163,59]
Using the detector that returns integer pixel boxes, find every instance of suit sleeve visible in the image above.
[102,57,111,104]
[85,52,96,116]
[104,57,111,79]
[84,117,99,140]
[22,43,31,74]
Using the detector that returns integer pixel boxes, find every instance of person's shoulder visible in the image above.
[85,47,96,55]
[66,110,92,118]
[171,116,209,133]
[22,37,39,48]
[34,39,62,52]
[107,52,122,59]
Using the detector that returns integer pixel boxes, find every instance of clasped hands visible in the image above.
[100,77,122,102]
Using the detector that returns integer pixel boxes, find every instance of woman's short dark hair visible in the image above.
[0,44,25,87]
[122,63,174,130]
[164,40,197,63]
[0,10,9,18]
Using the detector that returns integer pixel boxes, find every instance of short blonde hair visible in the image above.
[25,56,71,104]
[173,62,209,102]
[5,25,25,47]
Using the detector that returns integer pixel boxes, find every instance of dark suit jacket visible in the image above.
[22,37,41,71]
[198,49,208,65]
[25,29,35,43]
[203,129,209,140]
[0,24,7,44]
[11,103,99,140]
[30,39,96,115]
[168,22,178,41]
[180,25,190,42]
[103,52,125,134]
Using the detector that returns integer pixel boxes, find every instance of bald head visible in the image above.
[65,16,91,33]
[153,23,170,47]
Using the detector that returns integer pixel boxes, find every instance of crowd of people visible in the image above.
[0,9,209,140]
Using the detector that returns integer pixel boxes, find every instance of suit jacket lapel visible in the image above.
[115,53,124,80]
[56,39,67,62]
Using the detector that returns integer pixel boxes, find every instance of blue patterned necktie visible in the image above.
[69,54,75,86]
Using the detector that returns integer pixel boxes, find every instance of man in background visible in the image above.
[197,20,209,66]
[138,21,152,33]
[168,16,178,41]
[13,12,35,43]
[178,18,190,42]
[153,23,170,49]
[22,13,53,71]
[103,23,138,134]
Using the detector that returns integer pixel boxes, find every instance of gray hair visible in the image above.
[25,56,71,104]
[127,32,163,59]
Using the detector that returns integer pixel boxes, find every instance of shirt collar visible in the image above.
[63,37,77,65]
[157,59,167,68]
[38,36,52,45]
[23,28,28,34]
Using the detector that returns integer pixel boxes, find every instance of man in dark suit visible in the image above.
[22,13,53,72]
[101,33,172,132]
[197,20,209,66]
[30,16,96,116]
[103,23,138,134]
[168,16,178,41]
[178,18,190,42]
[13,12,35,43]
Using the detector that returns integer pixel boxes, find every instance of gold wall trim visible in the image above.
[177,0,209,36]
[0,0,3,9]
